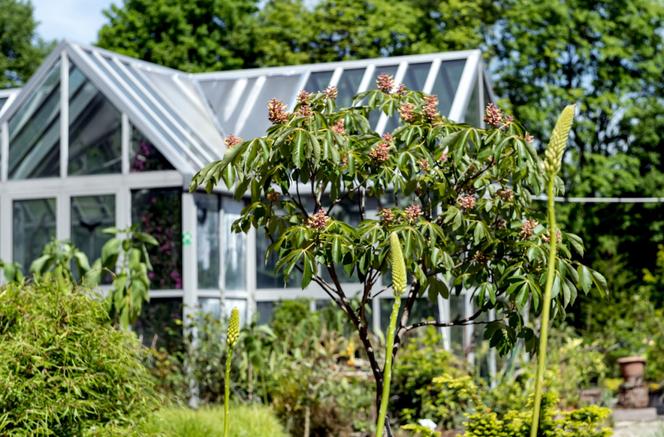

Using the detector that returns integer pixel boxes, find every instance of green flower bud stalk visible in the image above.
[530,106,574,437]
[224,307,240,437]
[389,232,407,297]
[376,233,407,436]
[542,105,575,177]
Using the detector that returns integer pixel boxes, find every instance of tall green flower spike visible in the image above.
[227,307,240,347]
[224,307,240,437]
[390,231,407,297]
[530,105,575,437]
[543,104,575,177]
[376,232,407,436]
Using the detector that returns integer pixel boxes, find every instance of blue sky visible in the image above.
[33,0,116,44]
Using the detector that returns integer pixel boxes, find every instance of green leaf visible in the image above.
[577,265,592,293]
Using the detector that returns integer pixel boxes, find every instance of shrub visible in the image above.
[392,328,470,428]
[462,393,612,437]
[138,404,287,437]
[0,277,159,435]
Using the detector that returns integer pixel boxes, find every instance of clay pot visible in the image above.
[617,356,646,381]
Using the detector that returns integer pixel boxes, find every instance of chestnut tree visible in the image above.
[190,75,605,434]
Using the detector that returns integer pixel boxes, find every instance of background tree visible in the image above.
[97,0,259,72]
[0,0,52,88]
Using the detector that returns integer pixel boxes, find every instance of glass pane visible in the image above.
[0,97,7,110]
[68,66,122,175]
[196,193,220,289]
[199,78,255,135]
[368,65,399,129]
[141,70,222,156]
[336,68,365,107]
[383,63,432,132]
[13,198,56,272]
[222,197,246,291]
[132,188,182,289]
[200,297,221,319]
[256,228,302,289]
[304,70,334,92]
[71,195,115,264]
[134,297,183,352]
[130,124,174,172]
[238,74,302,140]
[256,301,275,325]
[432,59,466,117]
[8,62,60,179]
[464,77,481,126]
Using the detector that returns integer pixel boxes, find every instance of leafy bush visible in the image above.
[138,405,287,437]
[392,328,472,428]
[0,277,159,435]
[462,393,612,437]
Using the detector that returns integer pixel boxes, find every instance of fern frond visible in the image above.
[543,104,575,177]
[390,232,407,296]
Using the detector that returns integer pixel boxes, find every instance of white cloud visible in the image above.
[32,0,116,44]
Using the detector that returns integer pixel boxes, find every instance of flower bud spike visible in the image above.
[227,307,240,348]
[390,232,406,297]
[543,104,575,177]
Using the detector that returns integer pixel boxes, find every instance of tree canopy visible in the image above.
[0,0,52,88]
[95,0,664,314]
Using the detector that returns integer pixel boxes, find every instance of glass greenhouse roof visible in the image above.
[0,41,494,177]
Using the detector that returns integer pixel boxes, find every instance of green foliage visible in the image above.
[0,277,159,435]
[93,226,158,329]
[159,300,373,435]
[0,0,53,88]
[30,239,91,282]
[97,0,258,72]
[0,259,23,283]
[137,405,288,437]
[393,329,474,429]
[191,82,603,377]
[462,393,612,437]
[487,329,608,414]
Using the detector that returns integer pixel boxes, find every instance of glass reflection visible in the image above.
[8,61,60,179]
[68,66,122,175]
[13,198,56,272]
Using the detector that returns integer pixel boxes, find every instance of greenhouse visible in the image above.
[0,41,495,361]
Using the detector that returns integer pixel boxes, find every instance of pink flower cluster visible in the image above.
[424,95,439,121]
[399,102,415,122]
[308,209,330,230]
[268,98,288,124]
[377,73,395,93]
[497,188,514,202]
[331,119,345,134]
[224,134,242,149]
[266,191,281,203]
[418,159,430,172]
[324,86,338,100]
[543,229,562,243]
[369,142,390,162]
[297,89,311,105]
[520,218,539,239]
[457,194,476,210]
[379,208,395,224]
[405,204,422,221]
[484,103,503,127]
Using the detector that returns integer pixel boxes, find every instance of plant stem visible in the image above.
[224,348,233,437]
[530,177,558,437]
[376,294,401,437]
